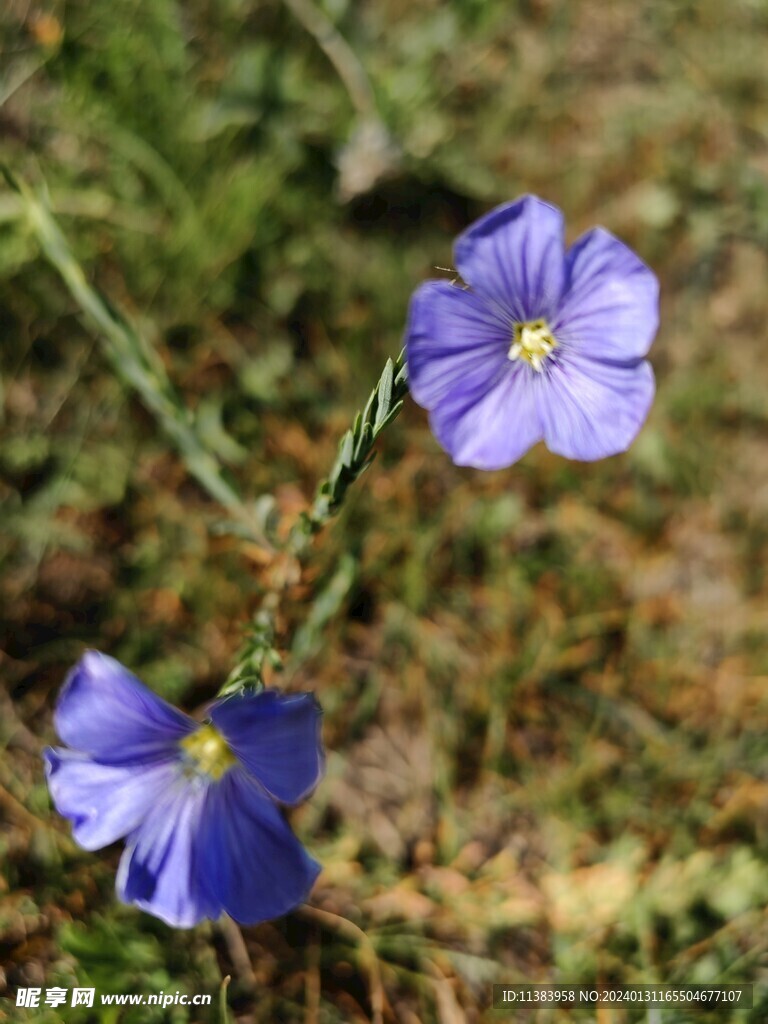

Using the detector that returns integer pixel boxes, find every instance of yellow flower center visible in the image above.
[180,724,236,781]
[508,318,557,372]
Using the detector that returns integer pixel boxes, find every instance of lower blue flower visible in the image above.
[45,651,324,928]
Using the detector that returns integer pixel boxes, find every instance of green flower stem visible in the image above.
[291,349,409,552]
[218,604,282,696]
[5,170,271,551]
[221,352,409,695]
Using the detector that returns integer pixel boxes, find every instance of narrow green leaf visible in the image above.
[362,385,377,425]
[375,358,394,428]
[377,399,404,433]
[354,420,374,461]
[339,430,355,467]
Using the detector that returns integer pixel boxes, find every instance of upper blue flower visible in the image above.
[45,651,324,928]
[405,195,659,469]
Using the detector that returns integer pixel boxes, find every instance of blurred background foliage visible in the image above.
[1,0,768,1020]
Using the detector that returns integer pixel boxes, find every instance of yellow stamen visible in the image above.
[180,724,236,780]
[508,318,557,371]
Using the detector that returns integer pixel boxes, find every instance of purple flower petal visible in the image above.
[211,691,324,805]
[539,353,655,460]
[406,280,509,413]
[45,748,177,852]
[55,651,194,765]
[454,195,566,321]
[554,227,659,361]
[432,363,545,470]
[116,777,220,928]
[200,768,321,925]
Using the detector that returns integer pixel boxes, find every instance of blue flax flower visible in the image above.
[45,651,323,928]
[405,195,659,469]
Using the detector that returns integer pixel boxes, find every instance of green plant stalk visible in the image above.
[221,352,409,694]
[5,171,271,550]
[218,606,282,697]
[292,349,409,551]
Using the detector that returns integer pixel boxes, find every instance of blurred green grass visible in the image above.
[2,0,768,1021]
